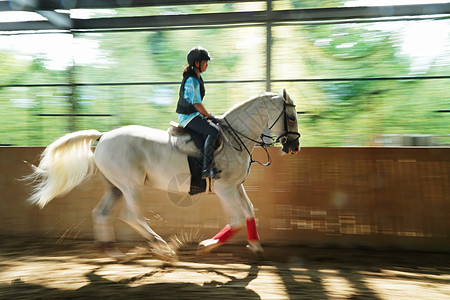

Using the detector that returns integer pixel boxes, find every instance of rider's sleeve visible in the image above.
[184,77,202,105]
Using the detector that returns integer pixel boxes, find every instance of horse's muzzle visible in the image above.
[281,139,300,154]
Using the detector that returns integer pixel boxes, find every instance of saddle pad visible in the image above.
[168,122,190,136]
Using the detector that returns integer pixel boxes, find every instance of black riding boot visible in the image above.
[201,135,221,179]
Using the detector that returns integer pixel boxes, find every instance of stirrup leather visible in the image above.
[201,168,222,179]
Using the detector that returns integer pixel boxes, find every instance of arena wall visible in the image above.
[0,147,449,252]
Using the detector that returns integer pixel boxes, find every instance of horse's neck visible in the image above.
[223,94,276,151]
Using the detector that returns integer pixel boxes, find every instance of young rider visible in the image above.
[176,46,221,179]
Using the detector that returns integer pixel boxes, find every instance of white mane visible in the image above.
[221,92,279,118]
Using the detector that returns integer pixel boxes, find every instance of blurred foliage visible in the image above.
[271,19,449,146]
[0,2,449,146]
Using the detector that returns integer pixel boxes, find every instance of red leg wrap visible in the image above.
[246,218,260,241]
[213,225,240,243]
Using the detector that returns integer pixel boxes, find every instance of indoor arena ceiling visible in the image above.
[0,0,450,32]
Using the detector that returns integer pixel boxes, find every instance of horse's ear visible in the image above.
[283,89,290,102]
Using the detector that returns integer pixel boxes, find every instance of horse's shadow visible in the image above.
[2,263,261,300]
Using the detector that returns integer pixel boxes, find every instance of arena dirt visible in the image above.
[1,236,449,299]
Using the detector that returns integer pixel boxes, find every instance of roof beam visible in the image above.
[0,21,60,31]
[72,3,450,30]
[276,4,450,22]
[1,3,450,32]
[73,10,266,29]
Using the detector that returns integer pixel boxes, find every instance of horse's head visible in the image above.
[267,89,300,154]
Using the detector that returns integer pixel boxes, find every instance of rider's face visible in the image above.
[201,60,208,72]
[196,60,208,72]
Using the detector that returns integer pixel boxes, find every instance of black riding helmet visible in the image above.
[187,46,212,71]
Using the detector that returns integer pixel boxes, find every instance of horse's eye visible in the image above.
[288,117,296,123]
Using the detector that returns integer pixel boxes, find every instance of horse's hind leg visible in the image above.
[92,177,123,257]
[119,185,176,259]
[118,185,161,242]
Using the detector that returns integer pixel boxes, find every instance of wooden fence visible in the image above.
[0,147,448,252]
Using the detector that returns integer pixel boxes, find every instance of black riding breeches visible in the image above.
[185,115,220,141]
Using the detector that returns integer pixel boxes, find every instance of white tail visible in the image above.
[26,129,103,208]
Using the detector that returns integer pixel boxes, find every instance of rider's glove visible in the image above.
[207,115,219,124]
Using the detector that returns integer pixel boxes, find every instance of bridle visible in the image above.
[222,100,301,167]
[268,102,301,149]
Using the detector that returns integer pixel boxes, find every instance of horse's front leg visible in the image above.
[198,183,263,254]
[237,184,264,254]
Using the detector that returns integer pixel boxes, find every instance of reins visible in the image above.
[223,117,273,167]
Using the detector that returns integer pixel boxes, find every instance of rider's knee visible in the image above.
[209,127,219,139]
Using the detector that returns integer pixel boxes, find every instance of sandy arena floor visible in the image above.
[1,236,449,300]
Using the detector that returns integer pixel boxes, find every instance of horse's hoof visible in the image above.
[197,238,221,255]
[98,242,126,260]
[151,248,177,262]
[120,246,149,263]
[246,240,264,256]
[149,242,178,262]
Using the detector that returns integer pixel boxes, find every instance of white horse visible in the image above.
[26,89,300,259]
